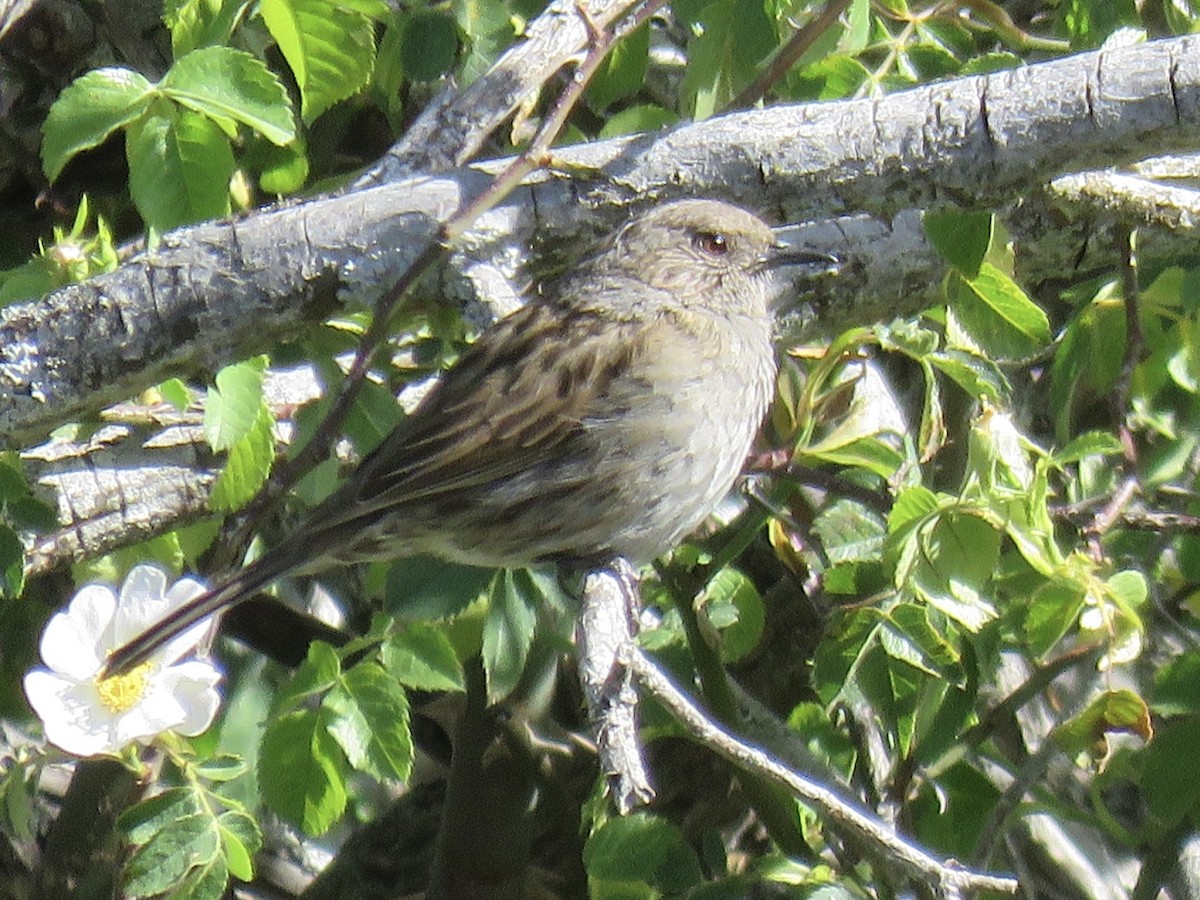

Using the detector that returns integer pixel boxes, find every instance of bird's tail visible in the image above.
[102,542,304,677]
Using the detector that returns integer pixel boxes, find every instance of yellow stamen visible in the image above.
[95,662,153,712]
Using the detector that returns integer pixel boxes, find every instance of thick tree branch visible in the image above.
[3,36,1199,449]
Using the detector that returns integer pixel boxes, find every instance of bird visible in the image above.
[103,198,829,676]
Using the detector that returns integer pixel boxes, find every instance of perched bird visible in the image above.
[105,199,827,675]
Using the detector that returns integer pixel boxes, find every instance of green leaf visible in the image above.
[158,377,192,411]
[924,209,993,277]
[0,526,25,598]
[927,349,1010,405]
[260,0,377,123]
[482,570,537,702]
[274,639,342,713]
[164,0,252,59]
[785,54,871,100]
[400,11,460,82]
[597,104,678,140]
[259,708,348,834]
[702,568,764,663]
[681,0,775,119]
[342,379,405,455]
[192,754,249,782]
[1053,689,1151,760]
[1142,716,1200,826]
[910,764,999,858]
[126,106,234,232]
[1153,653,1200,717]
[209,403,275,512]
[382,623,466,691]
[216,811,261,882]
[326,662,414,782]
[451,0,516,84]
[948,263,1052,361]
[1052,429,1125,465]
[256,139,309,195]
[120,788,204,844]
[42,68,153,182]
[1105,569,1147,613]
[588,22,650,111]
[122,814,221,897]
[170,855,228,900]
[1025,580,1086,657]
[204,358,266,451]
[584,813,704,893]
[161,46,296,145]
[877,602,961,677]
[385,556,493,620]
[901,511,1000,632]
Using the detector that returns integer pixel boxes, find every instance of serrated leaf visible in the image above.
[482,570,537,702]
[119,788,204,844]
[122,814,220,897]
[905,512,1000,631]
[260,0,376,123]
[127,106,234,232]
[924,209,992,277]
[385,556,493,621]
[204,358,266,451]
[274,639,342,713]
[326,663,413,782]
[42,68,153,182]
[259,709,348,834]
[382,623,466,691]
[209,403,274,512]
[165,0,252,59]
[161,46,296,145]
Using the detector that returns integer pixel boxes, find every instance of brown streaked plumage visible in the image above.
[104,199,824,675]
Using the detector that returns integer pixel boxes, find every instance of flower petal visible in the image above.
[157,578,213,667]
[40,585,115,679]
[157,660,223,736]
[112,564,172,644]
[24,669,120,756]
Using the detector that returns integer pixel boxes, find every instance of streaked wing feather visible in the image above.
[315,303,637,529]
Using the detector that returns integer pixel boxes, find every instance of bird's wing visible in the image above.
[314,301,641,527]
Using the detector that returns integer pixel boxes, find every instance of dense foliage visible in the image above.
[2,0,1200,897]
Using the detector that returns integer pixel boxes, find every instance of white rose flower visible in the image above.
[24,564,222,757]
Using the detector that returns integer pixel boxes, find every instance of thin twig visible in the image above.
[730,0,855,109]
[630,649,1020,896]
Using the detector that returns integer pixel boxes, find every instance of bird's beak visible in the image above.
[765,240,840,275]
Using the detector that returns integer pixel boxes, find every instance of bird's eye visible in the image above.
[694,231,729,256]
